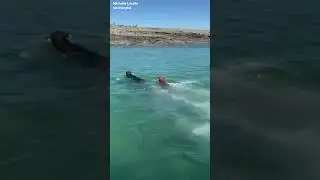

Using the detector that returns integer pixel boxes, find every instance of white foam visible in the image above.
[167,80,198,90]
[170,93,210,119]
[154,80,210,139]
[192,123,210,139]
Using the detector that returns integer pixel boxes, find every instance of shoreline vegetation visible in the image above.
[110,24,210,46]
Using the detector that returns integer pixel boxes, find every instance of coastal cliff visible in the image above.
[110,24,210,46]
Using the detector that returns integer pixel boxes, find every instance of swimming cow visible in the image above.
[48,30,109,68]
[125,71,145,83]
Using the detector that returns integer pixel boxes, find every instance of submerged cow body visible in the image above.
[48,31,108,68]
[125,71,145,83]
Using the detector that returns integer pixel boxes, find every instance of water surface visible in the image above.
[0,1,108,179]
[212,0,320,179]
[110,45,210,180]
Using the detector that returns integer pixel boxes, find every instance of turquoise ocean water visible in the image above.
[110,45,210,180]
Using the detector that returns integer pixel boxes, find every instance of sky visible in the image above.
[110,0,210,30]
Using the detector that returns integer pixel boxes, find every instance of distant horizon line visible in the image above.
[110,23,210,31]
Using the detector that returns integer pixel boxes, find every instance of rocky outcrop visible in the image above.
[110,25,210,46]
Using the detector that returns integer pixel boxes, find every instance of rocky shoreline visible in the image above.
[110,25,210,46]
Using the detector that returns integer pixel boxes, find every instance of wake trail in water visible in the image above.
[153,80,210,139]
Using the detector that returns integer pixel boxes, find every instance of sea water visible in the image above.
[212,0,320,179]
[110,45,210,180]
